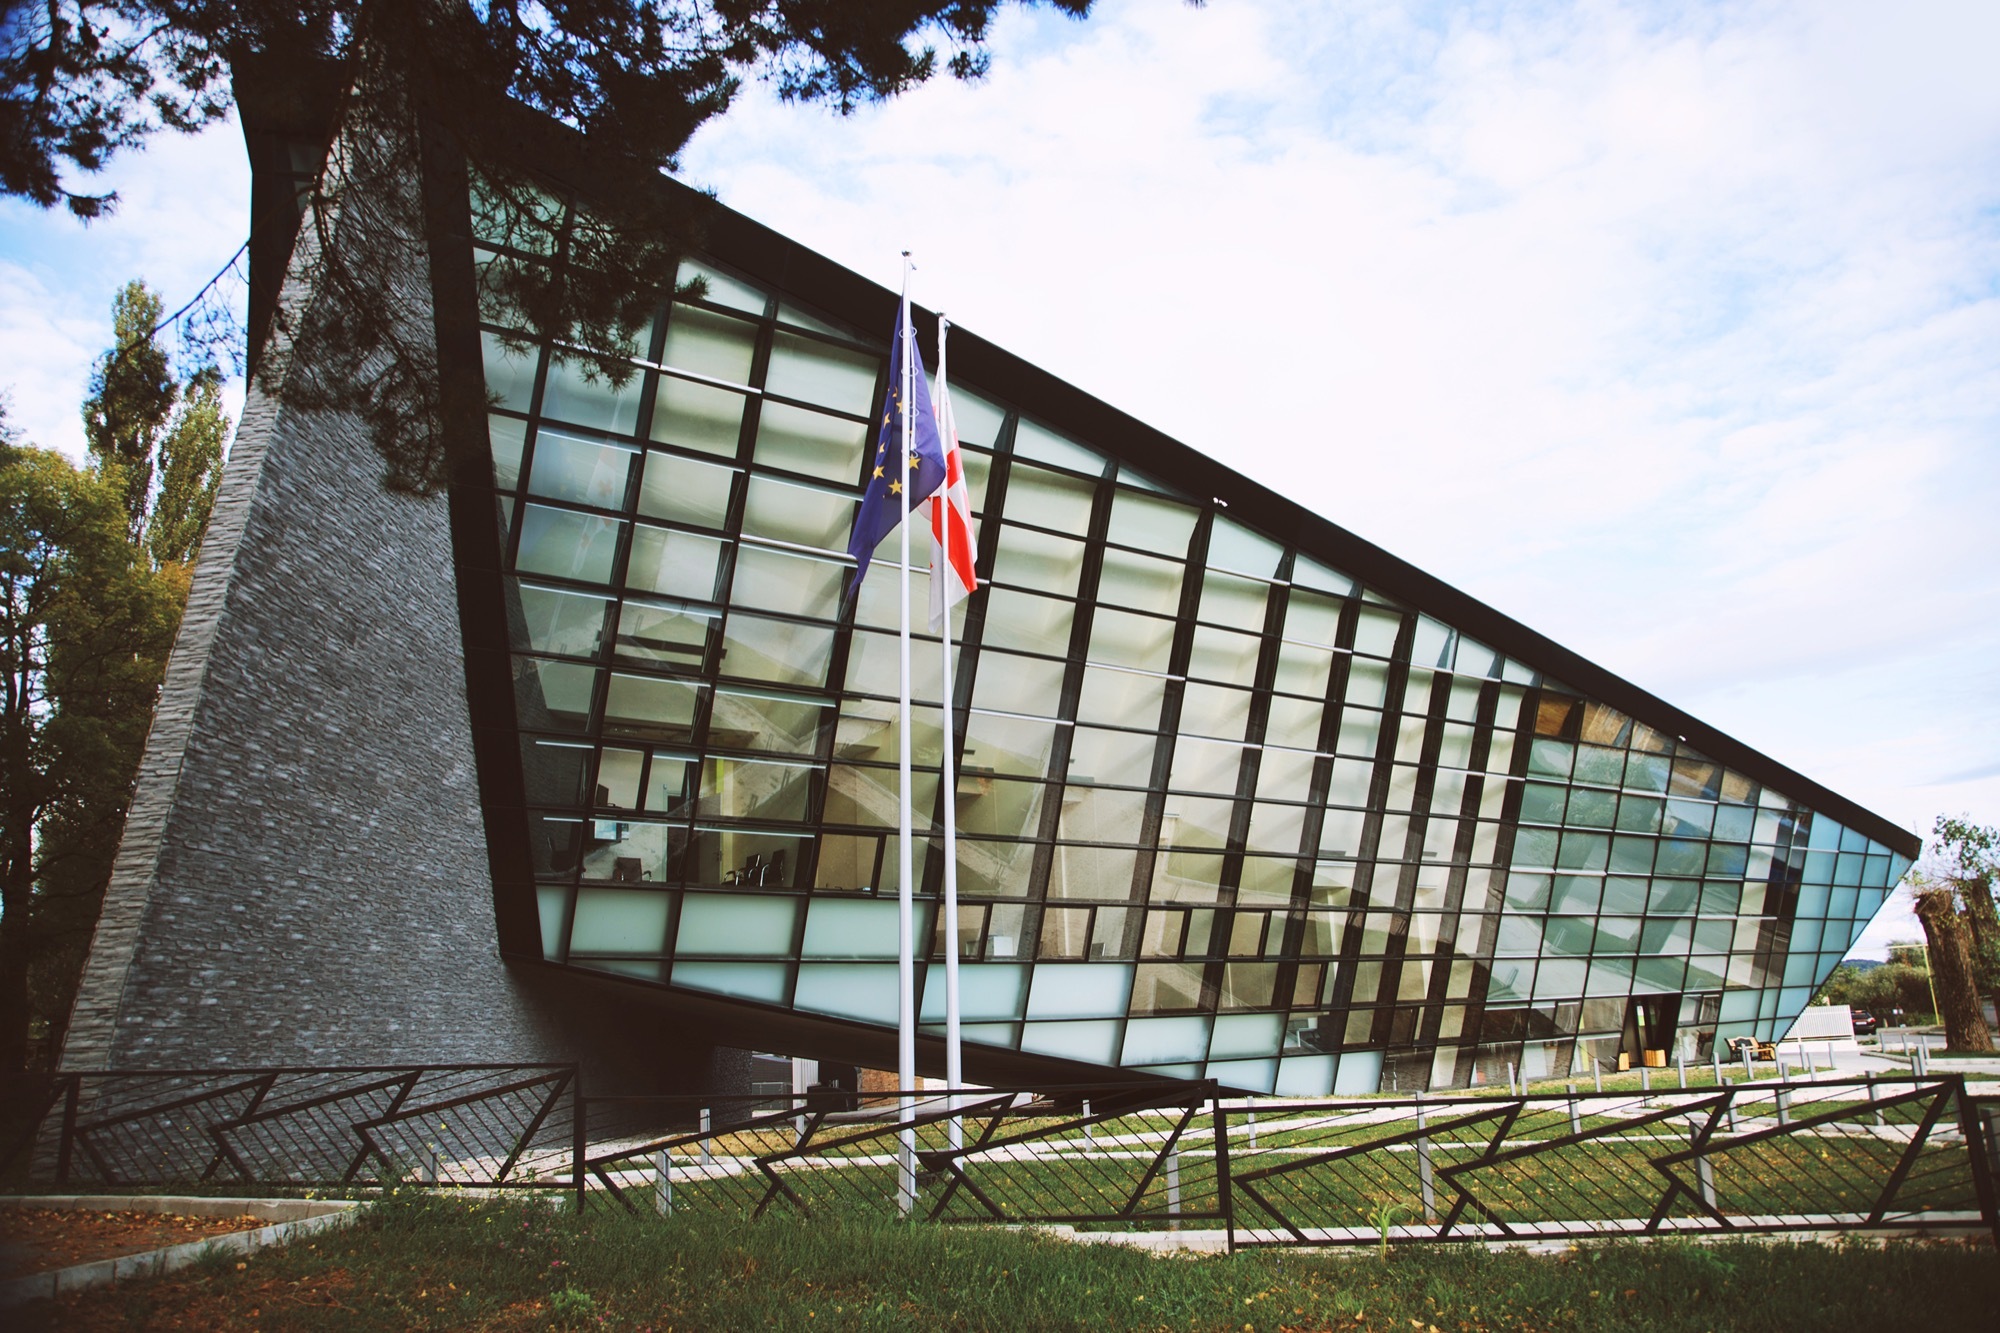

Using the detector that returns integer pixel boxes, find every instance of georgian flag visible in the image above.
[928,316,979,632]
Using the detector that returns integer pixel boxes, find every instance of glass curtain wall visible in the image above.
[474,210,1911,1095]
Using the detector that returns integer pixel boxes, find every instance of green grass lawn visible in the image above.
[17,1191,1994,1332]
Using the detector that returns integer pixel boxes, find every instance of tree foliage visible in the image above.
[1818,957,1935,1024]
[82,279,229,561]
[0,279,228,1074]
[0,412,185,1074]
[3,1,1098,490]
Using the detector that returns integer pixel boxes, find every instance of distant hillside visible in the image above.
[1841,958,1885,972]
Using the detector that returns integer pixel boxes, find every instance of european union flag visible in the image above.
[847,296,948,592]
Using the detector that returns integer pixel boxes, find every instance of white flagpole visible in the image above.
[895,255,918,1217]
[935,316,964,1152]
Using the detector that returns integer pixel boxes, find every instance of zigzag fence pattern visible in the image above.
[7,1069,1996,1253]
[2,1065,579,1196]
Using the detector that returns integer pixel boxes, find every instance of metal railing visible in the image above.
[2,1065,580,1196]
[6,1066,1994,1252]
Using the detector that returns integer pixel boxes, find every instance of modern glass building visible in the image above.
[467,189,1918,1097]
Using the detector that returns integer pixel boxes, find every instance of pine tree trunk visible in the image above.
[1914,889,1995,1052]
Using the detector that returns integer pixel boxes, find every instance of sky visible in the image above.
[3,0,1995,956]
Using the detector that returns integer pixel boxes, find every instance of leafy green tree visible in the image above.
[81,280,228,564]
[1929,815,1999,992]
[0,410,184,1074]
[2,1,1101,491]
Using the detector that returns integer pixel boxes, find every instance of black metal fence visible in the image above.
[2,1065,580,1195]
[8,1067,1995,1253]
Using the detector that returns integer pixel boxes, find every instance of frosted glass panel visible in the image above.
[1019,1019,1121,1064]
[765,332,878,414]
[526,433,635,513]
[637,452,735,527]
[803,897,910,959]
[1210,1011,1283,1059]
[742,476,854,551]
[794,963,900,1022]
[661,305,756,383]
[671,960,789,1003]
[1121,1015,1211,1064]
[568,888,671,954]
[1013,419,1105,474]
[1207,1057,1278,1093]
[1026,963,1133,1019]
[754,401,868,482]
[542,354,642,436]
[651,377,746,456]
[515,505,621,584]
[1274,1055,1336,1097]
[483,332,536,411]
[678,260,767,314]
[677,892,799,957]
[536,886,569,960]
[1106,489,1196,556]
[920,964,1030,1022]
[625,526,723,600]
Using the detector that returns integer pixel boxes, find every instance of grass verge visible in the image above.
[11,1189,1994,1331]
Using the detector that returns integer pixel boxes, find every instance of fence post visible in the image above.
[1247,1107,1257,1150]
[1722,1076,1736,1132]
[1776,1086,1791,1127]
[1567,1083,1581,1135]
[699,1107,712,1165]
[572,1071,587,1214]
[1208,1083,1235,1254]
[1415,1090,1436,1224]
[1640,1064,1651,1092]
[1712,1046,1723,1087]
[1676,1053,1687,1089]
[1949,1074,2000,1253]
[54,1075,80,1188]
[1593,1059,1603,1093]
[1775,1054,1788,1083]
[1742,1046,1754,1082]
[1507,1061,1517,1097]
[1082,1098,1094,1148]
[1869,1073,1884,1128]
[654,1149,672,1216]
[1691,1115,1717,1211]
[1166,1147,1181,1227]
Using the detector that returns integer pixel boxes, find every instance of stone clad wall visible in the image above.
[60,150,734,1093]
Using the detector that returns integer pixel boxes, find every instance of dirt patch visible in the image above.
[0,1207,269,1279]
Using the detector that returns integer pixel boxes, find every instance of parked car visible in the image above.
[1851,1010,1881,1037]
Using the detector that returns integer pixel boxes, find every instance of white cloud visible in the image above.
[0,113,251,460]
[0,1,1992,935]
[683,0,2000,844]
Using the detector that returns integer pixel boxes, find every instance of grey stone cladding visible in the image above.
[61,169,725,1093]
